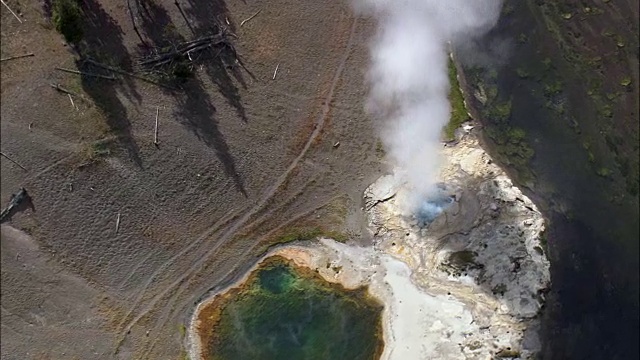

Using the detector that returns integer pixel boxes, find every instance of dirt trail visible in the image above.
[1,0,381,357]
[116,17,359,353]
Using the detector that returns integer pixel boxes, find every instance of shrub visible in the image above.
[52,0,83,44]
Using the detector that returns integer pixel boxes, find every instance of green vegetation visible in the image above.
[257,227,348,255]
[596,167,611,178]
[517,33,529,44]
[274,227,324,246]
[52,0,83,44]
[543,79,564,97]
[375,138,386,159]
[606,92,620,101]
[516,67,530,79]
[620,77,632,87]
[488,126,534,159]
[502,3,515,16]
[467,63,535,184]
[489,98,513,123]
[83,141,111,162]
[443,60,470,141]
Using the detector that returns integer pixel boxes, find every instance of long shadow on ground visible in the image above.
[134,0,247,195]
[181,0,249,123]
[73,0,143,166]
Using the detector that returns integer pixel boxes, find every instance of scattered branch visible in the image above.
[272,63,279,80]
[127,0,148,47]
[50,82,80,97]
[0,151,27,171]
[68,94,78,110]
[84,58,176,90]
[174,0,195,36]
[240,9,261,27]
[154,107,159,145]
[1,0,22,23]
[137,34,229,69]
[1,53,34,62]
[115,211,121,234]
[55,67,118,80]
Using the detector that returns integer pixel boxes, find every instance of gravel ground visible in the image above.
[1,0,384,358]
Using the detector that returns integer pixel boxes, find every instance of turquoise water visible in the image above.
[209,258,383,360]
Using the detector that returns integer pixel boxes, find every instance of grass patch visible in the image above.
[52,0,83,44]
[256,227,349,255]
[620,77,632,87]
[543,79,564,97]
[516,67,530,79]
[80,139,113,165]
[442,59,470,141]
[596,167,611,178]
[88,142,111,158]
[375,139,386,159]
[276,227,324,245]
[487,98,512,123]
[469,64,534,184]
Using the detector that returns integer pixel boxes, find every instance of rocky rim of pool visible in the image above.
[191,255,384,360]
[188,130,551,360]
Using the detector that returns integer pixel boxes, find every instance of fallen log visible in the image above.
[1,53,34,62]
[55,67,118,80]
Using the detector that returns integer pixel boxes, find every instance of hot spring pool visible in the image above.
[201,256,384,360]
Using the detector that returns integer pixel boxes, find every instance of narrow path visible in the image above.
[115,17,360,355]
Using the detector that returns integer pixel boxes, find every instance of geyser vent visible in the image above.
[414,186,454,228]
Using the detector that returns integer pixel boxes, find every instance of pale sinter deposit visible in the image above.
[188,129,550,360]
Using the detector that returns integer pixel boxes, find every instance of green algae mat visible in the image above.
[207,257,384,360]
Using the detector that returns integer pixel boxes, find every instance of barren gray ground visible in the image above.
[1,1,383,358]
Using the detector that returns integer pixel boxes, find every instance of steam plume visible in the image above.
[355,0,503,211]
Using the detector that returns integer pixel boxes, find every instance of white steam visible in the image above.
[355,0,503,212]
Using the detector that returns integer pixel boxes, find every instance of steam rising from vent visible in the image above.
[354,0,503,212]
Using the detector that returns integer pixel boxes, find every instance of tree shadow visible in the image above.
[134,0,246,196]
[180,0,250,123]
[175,80,247,196]
[41,0,52,19]
[75,0,143,166]
[200,45,248,123]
